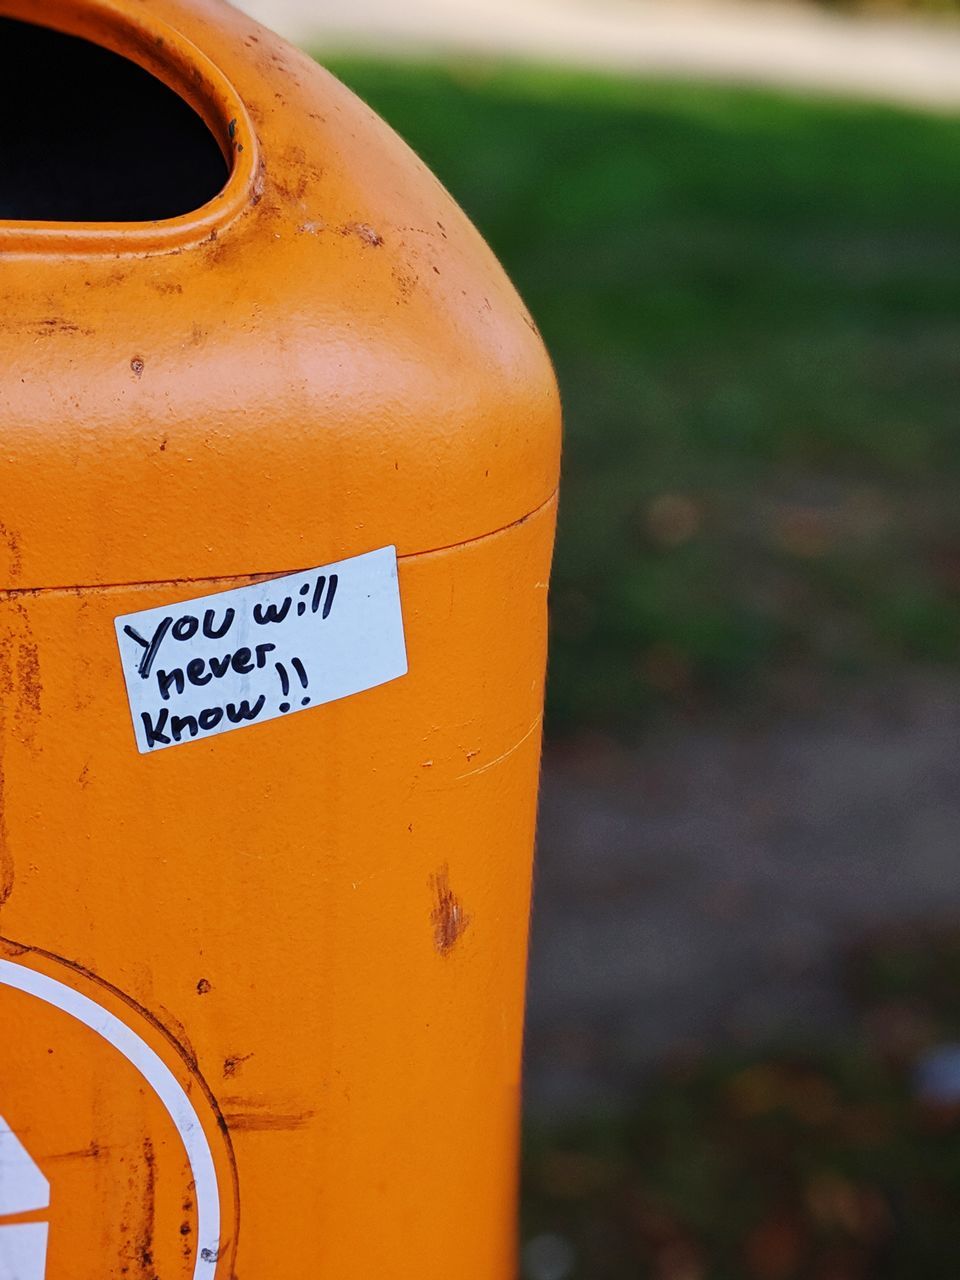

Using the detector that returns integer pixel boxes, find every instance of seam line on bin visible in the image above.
[0,487,559,600]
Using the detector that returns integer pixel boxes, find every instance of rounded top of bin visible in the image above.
[0,0,560,590]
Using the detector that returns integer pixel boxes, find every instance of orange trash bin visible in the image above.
[0,3,560,1278]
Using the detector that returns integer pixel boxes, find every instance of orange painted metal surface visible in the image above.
[0,2,560,1277]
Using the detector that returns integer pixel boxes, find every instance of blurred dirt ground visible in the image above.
[527,673,960,1115]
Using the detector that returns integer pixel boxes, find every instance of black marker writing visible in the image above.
[276,656,311,713]
[255,575,338,627]
[225,696,266,724]
[141,694,266,749]
[309,574,338,618]
[125,606,238,679]
[124,616,172,680]
[276,660,290,699]
[120,546,403,752]
[155,643,276,702]
[253,597,292,626]
[203,607,236,639]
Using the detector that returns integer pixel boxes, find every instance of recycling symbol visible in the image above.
[0,950,235,1279]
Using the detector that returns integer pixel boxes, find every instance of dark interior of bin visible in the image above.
[0,16,228,222]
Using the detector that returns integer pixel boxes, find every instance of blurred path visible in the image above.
[527,675,960,1114]
[236,0,960,111]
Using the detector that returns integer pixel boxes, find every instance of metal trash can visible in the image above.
[0,2,560,1277]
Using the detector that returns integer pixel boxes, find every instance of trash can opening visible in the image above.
[0,15,229,224]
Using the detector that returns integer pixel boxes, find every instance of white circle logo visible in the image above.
[0,956,228,1279]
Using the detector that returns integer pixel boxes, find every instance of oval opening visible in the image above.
[0,15,228,223]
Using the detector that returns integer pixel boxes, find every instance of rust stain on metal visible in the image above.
[0,712,11,911]
[6,603,43,750]
[250,158,266,206]
[338,221,384,248]
[0,524,22,582]
[16,637,42,719]
[137,1135,157,1274]
[153,1004,199,1071]
[30,317,94,338]
[392,265,418,303]
[0,601,46,912]
[430,864,470,956]
[46,1141,105,1162]
[222,1105,315,1132]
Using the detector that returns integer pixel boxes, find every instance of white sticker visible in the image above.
[115,546,407,753]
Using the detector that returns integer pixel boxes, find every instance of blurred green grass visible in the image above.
[323,59,960,733]
[521,924,960,1279]
[522,1049,959,1279]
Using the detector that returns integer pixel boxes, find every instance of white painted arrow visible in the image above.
[0,1118,48,1216]
[0,1116,49,1280]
